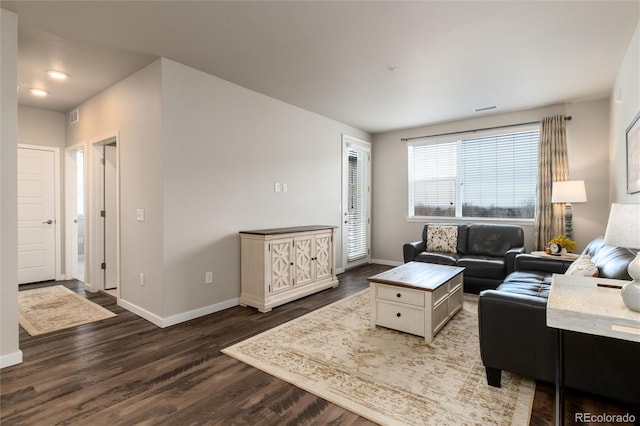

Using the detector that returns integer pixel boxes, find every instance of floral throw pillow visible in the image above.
[565,255,599,277]
[426,225,458,253]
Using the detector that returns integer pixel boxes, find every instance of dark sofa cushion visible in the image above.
[502,271,554,286]
[415,252,459,265]
[496,280,551,298]
[457,256,505,279]
[466,223,524,257]
[584,238,635,280]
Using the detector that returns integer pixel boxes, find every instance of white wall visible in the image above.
[371,101,611,264]
[160,58,369,318]
[18,106,65,148]
[66,59,165,320]
[610,21,640,204]
[66,57,369,324]
[565,99,612,248]
[1,9,22,368]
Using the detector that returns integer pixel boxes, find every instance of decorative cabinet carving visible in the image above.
[240,226,339,312]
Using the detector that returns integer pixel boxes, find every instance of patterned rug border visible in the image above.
[223,289,534,425]
[19,285,117,336]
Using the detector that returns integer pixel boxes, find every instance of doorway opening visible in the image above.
[65,144,86,282]
[102,142,117,291]
[85,135,120,294]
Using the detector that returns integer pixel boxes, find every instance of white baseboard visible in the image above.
[117,298,164,327]
[335,267,346,274]
[118,297,240,328]
[371,259,403,267]
[0,350,23,369]
[162,298,240,328]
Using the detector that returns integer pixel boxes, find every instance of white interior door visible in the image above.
[18,147,56,284]
[342,135,371,269]
[104,144,118,290]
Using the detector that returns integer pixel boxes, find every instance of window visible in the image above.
[408,126,539,220]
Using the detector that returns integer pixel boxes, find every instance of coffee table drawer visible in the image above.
[376,301,425,336]
[448,284,463,315]
[433,297,450,332]
[376,284,425,307]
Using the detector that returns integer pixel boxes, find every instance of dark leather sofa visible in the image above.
[478,238,640,405]
[403,223,525,293]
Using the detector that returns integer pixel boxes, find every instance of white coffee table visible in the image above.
[368,262,465,343]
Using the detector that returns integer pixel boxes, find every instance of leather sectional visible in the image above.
[478,238,640,405]
[403,223,525,294]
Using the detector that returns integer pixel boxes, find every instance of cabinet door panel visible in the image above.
[315,234,332,280]
[294,236,313,286]
[270,240,293,293]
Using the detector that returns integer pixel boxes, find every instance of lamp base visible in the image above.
[621,253,640,312]
[622,281,640,312]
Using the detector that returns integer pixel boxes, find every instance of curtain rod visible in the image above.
[400,116,572,142]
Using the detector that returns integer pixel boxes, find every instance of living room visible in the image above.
[1,1,640,424]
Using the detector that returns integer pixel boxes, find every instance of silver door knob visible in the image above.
[42,220,53,224]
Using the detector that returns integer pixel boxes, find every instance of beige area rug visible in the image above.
[19,285,116,336]
[223,290,534,425]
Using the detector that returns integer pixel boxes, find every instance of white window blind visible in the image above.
[347,148,368,262]
[408,127,539,219]
[408,141,457,217]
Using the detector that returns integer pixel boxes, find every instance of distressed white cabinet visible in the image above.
[239,226,339,312]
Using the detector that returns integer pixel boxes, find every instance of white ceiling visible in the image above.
[3,1,639,134]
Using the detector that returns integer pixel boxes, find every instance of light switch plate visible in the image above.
[136,209,145,222]
[274,182,281,192]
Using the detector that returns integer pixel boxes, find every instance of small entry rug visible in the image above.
[19,285,116,336]
[222,290,534,425]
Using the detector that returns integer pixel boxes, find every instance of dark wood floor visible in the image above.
[1,264,637,425]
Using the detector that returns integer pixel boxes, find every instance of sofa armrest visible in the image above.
[403,240,425,263]
[514,254,570,274]
[478,289,556,384]
[505,247,525,274]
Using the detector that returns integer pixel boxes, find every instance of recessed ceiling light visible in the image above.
[46,70,70,80]
[29,88,49,97]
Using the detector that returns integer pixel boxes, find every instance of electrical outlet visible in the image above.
[139,273,145,286]
[282,183,288,192]
[205,271,213,284]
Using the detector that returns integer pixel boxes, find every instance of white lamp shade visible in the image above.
[551,180,587,203]
[603,203,640,249]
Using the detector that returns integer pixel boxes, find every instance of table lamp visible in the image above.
[551,180,587,240]
[603,203,640,312]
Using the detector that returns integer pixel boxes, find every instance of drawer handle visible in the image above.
[396,312,401,318]
[396,293,401,298]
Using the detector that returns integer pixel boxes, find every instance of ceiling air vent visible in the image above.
[473,105,499,113]
[70,109,79,125]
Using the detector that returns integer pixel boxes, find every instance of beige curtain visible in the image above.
[534,115,569,250]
